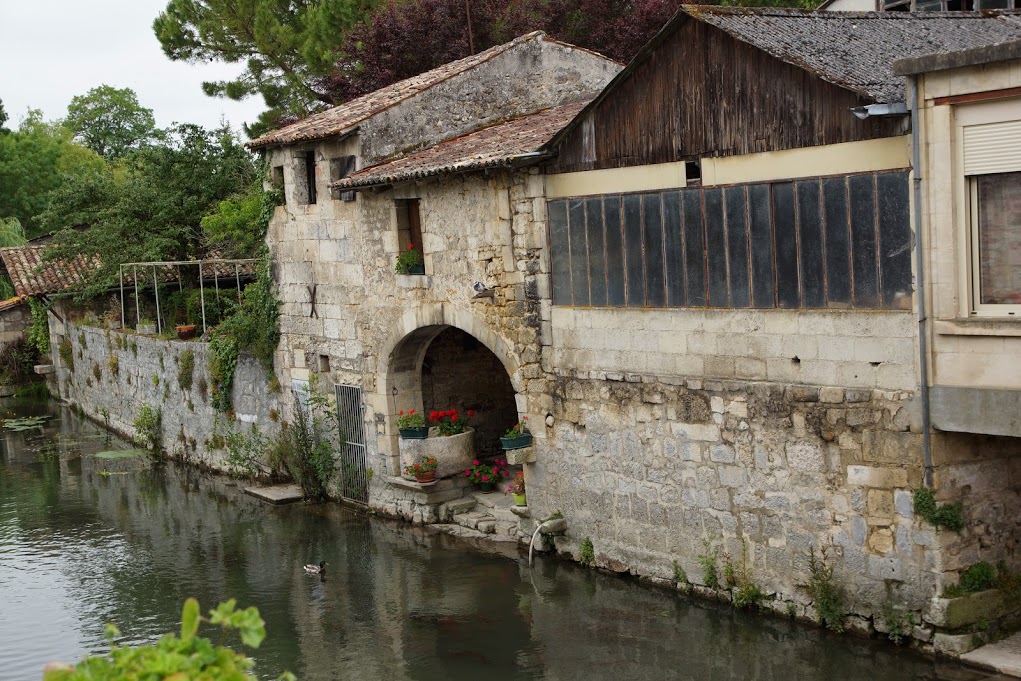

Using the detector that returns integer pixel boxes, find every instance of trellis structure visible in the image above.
[118,258,259,337]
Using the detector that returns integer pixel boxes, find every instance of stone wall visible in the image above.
[51,317,282,472]
[0,303,29,345]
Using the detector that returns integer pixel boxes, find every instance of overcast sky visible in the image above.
[0,0,267,136]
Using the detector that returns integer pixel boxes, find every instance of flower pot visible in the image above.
[399,426,429,439]
[512,492,527,506]
[175,324,197,340]
[406,263,425,275]
[414,471,436,484]
[501,433,533,450]
[477,481,495,493]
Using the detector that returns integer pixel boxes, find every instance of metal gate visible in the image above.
[334,384,369,504]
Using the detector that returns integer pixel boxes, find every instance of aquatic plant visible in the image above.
[41,598,293,681]
[2,415,52,431]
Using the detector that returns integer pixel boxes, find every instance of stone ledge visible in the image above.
[926,589,1010,630]
[396,274,431,289]
[34,364,55,375]
[505,446,535,465]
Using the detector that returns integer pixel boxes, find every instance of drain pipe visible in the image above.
[908,75,934,487]
[528,517,567,567]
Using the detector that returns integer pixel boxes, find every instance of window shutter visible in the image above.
[963,119,1021,175]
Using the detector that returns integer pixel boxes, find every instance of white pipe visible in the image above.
[528,519,559,567]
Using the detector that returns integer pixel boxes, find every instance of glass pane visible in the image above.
[977,171,1021,305]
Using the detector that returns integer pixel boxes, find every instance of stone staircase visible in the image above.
[440,492,524,542]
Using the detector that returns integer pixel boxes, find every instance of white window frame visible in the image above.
[955,99,1021,318]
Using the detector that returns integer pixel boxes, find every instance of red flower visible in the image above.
[473,459,480,466]
[481,475,489,482]
[407,243,414,250]
[399,409,404,415]
[451,414,458,422]
[447,409,456,417]
[409,408,415,414]
[502,470,509,476]
[467,409,475,417]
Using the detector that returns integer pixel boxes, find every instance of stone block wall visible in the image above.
[525,369,942,616]
[0,303,29,345]
[51,318,281,472]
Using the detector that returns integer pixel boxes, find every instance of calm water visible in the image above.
[0,399,991,681]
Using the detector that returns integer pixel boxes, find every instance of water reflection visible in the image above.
[0,400,991,680]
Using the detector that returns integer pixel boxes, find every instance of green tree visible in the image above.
[0,111,106,237]
[41,123,257,297]
[65,85,159,159]
[0,98,8,132]
[152,0,376,122]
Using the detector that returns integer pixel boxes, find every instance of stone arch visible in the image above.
[372,303,523,475]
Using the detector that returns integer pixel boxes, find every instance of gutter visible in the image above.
[907,77,934,487]
[850,102,908,119]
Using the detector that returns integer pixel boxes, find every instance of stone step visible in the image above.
[443,498,478,515]
[477,519,496,534]
[473,491,514,510]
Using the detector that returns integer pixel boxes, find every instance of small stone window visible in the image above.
[330,155,357,202]
[304,150,317,205]
[318,354,331,373]
[396,199,423,253]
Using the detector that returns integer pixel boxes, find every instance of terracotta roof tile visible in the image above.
[333,102,588,189]
[249,32,548,149]
[0,246,257,297]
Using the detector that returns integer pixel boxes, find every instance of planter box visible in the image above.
[501,433,533,450]
[399,427,475,481]
[399,426,429,440]
[505,446,535,465]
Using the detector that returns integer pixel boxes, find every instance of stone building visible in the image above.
[248,8,1021,644]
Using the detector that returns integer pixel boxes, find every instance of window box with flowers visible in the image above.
[505,470,526,506]
[394,243,425,275]
[464,457,509,493]
[397,408,476,479]
[404,455,438,484]
[397,409,428,439]
[500,417,532,450]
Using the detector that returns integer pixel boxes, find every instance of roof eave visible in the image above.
[333,151,555,192]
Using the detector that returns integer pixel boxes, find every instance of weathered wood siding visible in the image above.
[548,20,907,173]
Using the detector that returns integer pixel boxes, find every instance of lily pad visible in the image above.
[3,415,53,431]
[95,449,149,459]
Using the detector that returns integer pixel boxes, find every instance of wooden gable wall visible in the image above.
[548,19,907,174]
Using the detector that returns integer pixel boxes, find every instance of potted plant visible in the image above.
[395,243,425,275]
[397,409,428,439]
[175,324,197,340]
[505,470,526,506]
[464,457,508,493]
[404,455,438,483]
[500,417,532,450]
[430,408,472,436]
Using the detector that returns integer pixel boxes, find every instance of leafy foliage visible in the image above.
[28,298,50,356]
[42,598,292,681]
[0,338,39,385]
[0,216,27,247]
[152,0,377,133]
[959,561,997,593]
[223,422,269,478]
[41,124,257,298]
[133,403,163,454]
[807,547,845,632]
[201,178,283,258]
[0,110,105,237]
[698,539,719,589]
[178,348,196,391]
[913,486,965,532]
[208,257,280,412]
[65,85,159,159]
[579,536,595,566]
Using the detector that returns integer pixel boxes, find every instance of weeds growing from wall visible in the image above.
[107,353,119,377]
[913,486,964,532]
[271,379,337,501]
[178,349,195,391]
[0,338,38,384]
[807,547,845,632]
[698,540,720,589]
[223,423,268,478]
[92,362,102,382]
[133,403,162,455]
[881,591,912,644]
[578,537,595,567]
[59,337,74,372]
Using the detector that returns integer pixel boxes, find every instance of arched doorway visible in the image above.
[386,323,519,459]
[420,327,517,454]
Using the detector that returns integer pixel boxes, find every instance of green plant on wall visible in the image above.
[913,487,965,532]
[178,348,195,391]
[807,547,845,632]
[209,256,279,412]
[269,377,338,501]
[579,537,595,567]
[27,298,50,356]
[223,422,268,478]
[133,403,162,455]
[698,539,720,589]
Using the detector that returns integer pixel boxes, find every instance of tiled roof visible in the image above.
[333,102,588,189]
[0,246,257,297]
[0,246,98,297]
[249,32,549,149]
[684,6,1021,103]
[0,296,27,313]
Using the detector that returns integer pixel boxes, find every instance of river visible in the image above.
[0,399,993,680]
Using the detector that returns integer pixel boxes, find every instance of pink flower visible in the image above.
[473,459,480,466]
[481,475,489,482]
[464,470,470,476]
